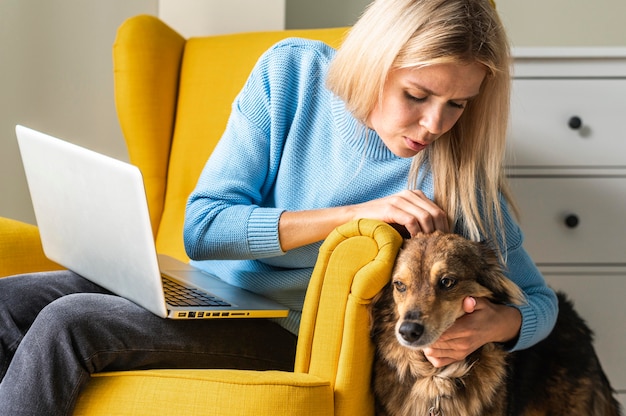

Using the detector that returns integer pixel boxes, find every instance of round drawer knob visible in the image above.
[564,214,580,229]
[568,116,583,130]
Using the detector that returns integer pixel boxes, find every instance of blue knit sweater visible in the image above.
[184,38,557,350]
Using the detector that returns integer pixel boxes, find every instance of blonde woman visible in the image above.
[0,0,556,413]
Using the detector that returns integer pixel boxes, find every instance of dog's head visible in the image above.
[382,231,525,349]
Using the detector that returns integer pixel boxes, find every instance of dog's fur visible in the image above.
[370,231,623,416]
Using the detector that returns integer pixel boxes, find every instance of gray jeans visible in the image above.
[0,270,297,415]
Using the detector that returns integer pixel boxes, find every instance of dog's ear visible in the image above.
[476,240,525,306]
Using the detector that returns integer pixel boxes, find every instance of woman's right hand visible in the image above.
[348,189,449,236]
[278,190,448,252]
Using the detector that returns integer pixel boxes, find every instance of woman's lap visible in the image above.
[0,270,296,415]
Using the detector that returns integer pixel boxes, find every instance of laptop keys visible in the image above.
[162,277,231,307]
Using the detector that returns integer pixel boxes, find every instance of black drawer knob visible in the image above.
[564,214,579,229]
[568,116,583,130]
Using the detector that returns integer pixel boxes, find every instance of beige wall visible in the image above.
[497,0,626,47]
[0,0,158,224]
[0,0,286,225]
[159,0,285,37]
[286,0,369,29]
[286,0,626,47]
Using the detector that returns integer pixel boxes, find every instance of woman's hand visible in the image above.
[422,297,522,368]
[278,190,448,251]
[349,190,449,236]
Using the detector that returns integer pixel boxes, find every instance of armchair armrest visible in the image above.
[296,219,402,415]
[0,217,63,277]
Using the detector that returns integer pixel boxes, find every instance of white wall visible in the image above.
[159,0,285,37]
[0,0,157,224]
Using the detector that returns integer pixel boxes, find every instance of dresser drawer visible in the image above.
[545,273,626,391]
[509,176,626,264]
[507,79,626,168]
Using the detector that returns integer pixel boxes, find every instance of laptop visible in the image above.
[16,125,289,320]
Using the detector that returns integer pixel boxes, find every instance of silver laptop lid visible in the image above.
[16,125,168,317]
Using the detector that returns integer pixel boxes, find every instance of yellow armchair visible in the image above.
[75,218,402,415]
[0,217,64,276]
[0,15,404,415]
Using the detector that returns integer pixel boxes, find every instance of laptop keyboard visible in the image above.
[162,277,231,307]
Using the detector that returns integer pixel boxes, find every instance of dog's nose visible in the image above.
[398,321,424,344]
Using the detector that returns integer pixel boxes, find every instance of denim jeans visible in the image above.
[0,271,297,415]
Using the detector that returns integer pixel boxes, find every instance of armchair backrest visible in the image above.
[113,15,348,261]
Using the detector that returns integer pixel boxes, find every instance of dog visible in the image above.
[370,231,623,416]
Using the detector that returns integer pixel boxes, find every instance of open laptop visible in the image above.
[16,125,289,320]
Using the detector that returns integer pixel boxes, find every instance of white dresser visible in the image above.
[507,47,626,408]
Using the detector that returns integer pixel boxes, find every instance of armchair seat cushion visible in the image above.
[74,369,333,416]
[0,217,63,277]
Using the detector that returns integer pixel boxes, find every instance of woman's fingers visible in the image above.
[350,190,449,236]
[385,190,449,235]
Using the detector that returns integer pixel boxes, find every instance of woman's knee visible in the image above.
[31,293,120,340]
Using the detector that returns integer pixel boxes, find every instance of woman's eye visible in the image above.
[393,280,407,293]
[448,101,466,110]
[404,92,426,103]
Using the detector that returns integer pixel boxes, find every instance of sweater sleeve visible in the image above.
[499,201,559,351]
[183,43,285,261]
[183,38,334,261]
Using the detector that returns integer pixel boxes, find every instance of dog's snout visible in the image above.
[398,321,424,344]
[404,310,421,321]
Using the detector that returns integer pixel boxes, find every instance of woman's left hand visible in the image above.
[422,296,522,368]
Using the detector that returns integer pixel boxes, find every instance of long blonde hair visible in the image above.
[327,0,516,249]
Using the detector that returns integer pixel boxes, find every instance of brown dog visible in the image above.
[370,231,622,416]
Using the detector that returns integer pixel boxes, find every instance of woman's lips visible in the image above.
[404,136,427,153]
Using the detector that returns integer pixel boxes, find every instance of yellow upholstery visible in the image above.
[73,218,401,415]
[0,15,404,415]
[0,217,63,276]
[75,370,333,415]
[114,15,349,261]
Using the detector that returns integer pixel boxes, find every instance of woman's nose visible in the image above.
[419,105,445,135]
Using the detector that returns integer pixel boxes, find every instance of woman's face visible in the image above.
[367,62,486,158]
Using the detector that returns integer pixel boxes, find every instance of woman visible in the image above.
[0,0,557,413]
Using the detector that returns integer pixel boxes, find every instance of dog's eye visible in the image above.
[393,280,407,293]
[439,277,457,290]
